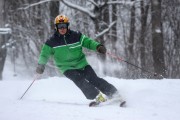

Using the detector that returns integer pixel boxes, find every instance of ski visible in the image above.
[89,99,126,107]
[89,101,100,107]
[120,101,126,107]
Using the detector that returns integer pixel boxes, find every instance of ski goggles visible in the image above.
[57,23,68,29]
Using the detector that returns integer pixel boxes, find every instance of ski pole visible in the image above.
[20,74,39,99]
[106,52,164,78]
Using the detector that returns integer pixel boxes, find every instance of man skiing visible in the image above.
[36,15,125,106]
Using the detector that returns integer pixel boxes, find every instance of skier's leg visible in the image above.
[64,69,99,100]
[83,65,118,97]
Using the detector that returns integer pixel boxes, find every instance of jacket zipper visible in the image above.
[63,35,68,45]
[63,35,71,60]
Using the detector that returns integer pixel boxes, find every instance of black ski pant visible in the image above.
[64,65,117,100]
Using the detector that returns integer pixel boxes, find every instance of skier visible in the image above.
[36,15,125,106]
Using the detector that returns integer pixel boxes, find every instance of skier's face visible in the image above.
[58,28,67,35]
[57,23,68,35]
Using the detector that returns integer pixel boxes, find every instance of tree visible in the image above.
[1,0,179,79]
[162,0,180,78]
[151,0,166,78]
[111,0,118,54]
[139,0,149,76]
[0,0,11,80]
[128,0,135,56]
[50,1,59,30]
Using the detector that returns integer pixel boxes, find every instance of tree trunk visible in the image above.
[126,0,136,79]
[151,0,166,78]
[111,1,117,53]
[97,1,109,75]
[140,1,149,76]
[50,1,59,30]
[0,37,7,80]
[128,0,135,55]
[0,0,6,80]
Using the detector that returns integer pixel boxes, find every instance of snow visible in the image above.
[107,1,135,6]
[1,58,180,120]
[155,28,161,33]
[0,28,12,34]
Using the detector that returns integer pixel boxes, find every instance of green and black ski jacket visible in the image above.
[38,30,100,74]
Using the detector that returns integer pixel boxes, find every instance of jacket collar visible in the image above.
[55,29,71,38]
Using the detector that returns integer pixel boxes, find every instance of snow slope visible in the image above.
[0,76,180,120]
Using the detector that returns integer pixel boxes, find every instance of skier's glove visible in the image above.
[97,45,107,54]
[36,64,45,74]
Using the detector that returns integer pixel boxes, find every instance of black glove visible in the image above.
[97,45,107,54]
[36,64,45,74]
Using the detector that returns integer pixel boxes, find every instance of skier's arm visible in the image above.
[80,34,100,51]
[36,44,53,74]
[80,34,106,54]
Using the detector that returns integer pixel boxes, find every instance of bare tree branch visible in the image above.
[61,0,96,19]
[87,0,99,8]
[107,0,135,5]
[95,21,116,39]
[18,0,53,10]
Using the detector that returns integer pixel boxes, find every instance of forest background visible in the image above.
[0,0,179,80]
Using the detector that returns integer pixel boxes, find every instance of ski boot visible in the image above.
[89,93,106,107]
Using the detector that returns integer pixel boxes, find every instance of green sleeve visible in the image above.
[80,34,101,51]
[38,44,53,65]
